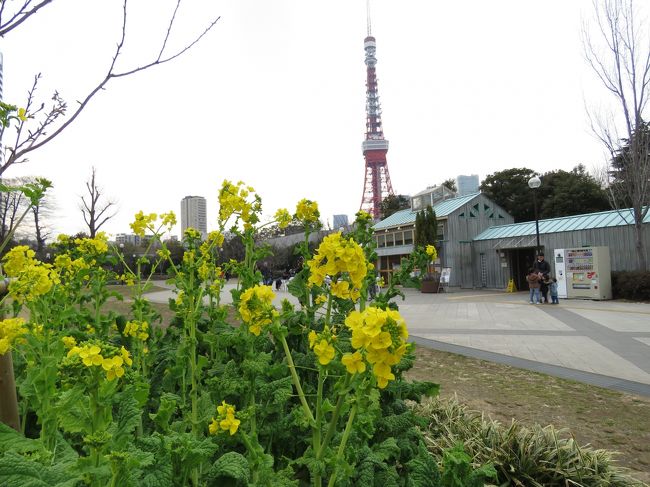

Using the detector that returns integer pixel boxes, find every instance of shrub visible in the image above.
[611,271,650,301]
[415,397,645,487]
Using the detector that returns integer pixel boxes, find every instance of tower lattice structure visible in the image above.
[359,25,394,220]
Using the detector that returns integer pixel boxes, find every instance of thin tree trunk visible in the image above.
[635,220,648,271]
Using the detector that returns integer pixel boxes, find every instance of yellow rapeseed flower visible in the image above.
[425,245,438,260]
[343,307,409,389]
[130,211,157,237]
[238,285,278,336]
[274,208,292,229]
[295,199,319,224]
[313,338,335,365]
[62,336,77,349]
[307,233,367,299]
[0,318,27,355]
[78,345,103,367]
[102,355,125,381]
[209,401,240,436]
[341,351,366,374]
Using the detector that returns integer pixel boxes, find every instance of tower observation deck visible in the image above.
[359,30,394,220]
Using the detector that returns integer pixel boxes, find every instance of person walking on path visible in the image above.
[526,268,541,304]
[550,277,559,304]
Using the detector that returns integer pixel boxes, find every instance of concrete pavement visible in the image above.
[144,283,650,396]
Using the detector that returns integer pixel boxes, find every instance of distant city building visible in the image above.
[115,233,142,246]
[456,174,480,196]
[181,195,207,240]
[333,214,349,229]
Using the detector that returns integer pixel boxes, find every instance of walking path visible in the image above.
[145,283,650,396]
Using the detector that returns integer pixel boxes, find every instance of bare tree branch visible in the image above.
[584,0,650,270]
[0,0,220,176]
[80,167,117,238]
[0,0,54,38]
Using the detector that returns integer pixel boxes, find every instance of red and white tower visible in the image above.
[359,17,394,220]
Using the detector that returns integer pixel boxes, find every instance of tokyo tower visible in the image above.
[359,7,394,220]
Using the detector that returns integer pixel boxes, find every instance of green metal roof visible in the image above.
[373,192,481,230]
[474,208,650,241]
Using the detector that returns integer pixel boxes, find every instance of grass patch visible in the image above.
[407,345,650,484]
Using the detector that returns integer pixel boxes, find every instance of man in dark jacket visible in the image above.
[533,252,551,275]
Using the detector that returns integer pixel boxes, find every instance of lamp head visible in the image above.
[528,176,541,189]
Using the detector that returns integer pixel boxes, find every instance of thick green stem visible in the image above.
[317,374,351,460]
[279,335,315,425]
[327,404,358,487]
[313,368,325,487]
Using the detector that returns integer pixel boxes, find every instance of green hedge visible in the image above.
[611,271,650,301]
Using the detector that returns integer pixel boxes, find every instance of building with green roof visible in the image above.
[373,188,513,287]
[473,208,650,290]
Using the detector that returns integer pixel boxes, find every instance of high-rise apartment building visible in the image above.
[333,214,349,230]
[181,196,207,240]
[456,174,480,196]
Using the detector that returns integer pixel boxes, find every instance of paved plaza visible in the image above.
[145,283,650,396]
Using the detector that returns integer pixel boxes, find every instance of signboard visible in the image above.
[440,268,451,284]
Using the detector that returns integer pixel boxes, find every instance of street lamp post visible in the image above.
[528,175,542,255]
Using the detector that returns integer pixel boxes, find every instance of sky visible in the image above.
[0,0,631,239]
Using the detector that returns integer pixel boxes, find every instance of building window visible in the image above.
[394,232,404,246]
[377,235,385,248]
[404,230,413,245]
[385,233,394,247]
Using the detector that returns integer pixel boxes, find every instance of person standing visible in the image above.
[540,273,550,304]
[550,277,559,304]
[526,268,541,304]
[533,252,551,275]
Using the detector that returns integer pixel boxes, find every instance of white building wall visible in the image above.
[181,196,207,240]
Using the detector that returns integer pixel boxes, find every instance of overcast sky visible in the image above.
[0,0,630,239]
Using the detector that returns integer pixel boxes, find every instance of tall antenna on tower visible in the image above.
[366,0,372,36]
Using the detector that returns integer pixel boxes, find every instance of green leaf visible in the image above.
[111,390,142,450]
[205,451,250,487]
[149,393,179,434]
[0,452,80,487]
[56,385,93,434]
[0,423,43,454]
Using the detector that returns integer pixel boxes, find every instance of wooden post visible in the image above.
[0,280,20,431]
[0,352,20,431]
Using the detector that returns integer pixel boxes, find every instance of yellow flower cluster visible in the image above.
[2,246,58,303]
[208,400,240,436]
[62,336,77,349]
[425,245,438,260]
[54,254,90,278]
[308,326,337,365]
[274,208,292,229]
[123,321,149,341]
[0,317,27,355]
[218,180,262,229]
[67,343,133,381]
[130,211,158,237]
[344,307,409,388]
[238,285,278,336]
[74,233,109,255]
[129,210,175,237]
[295,199,319,224]
[307,233,367,301]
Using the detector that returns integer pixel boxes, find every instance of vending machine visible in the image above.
[553,249,568,299]
[560,246,612,300]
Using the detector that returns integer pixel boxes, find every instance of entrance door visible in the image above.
[508,247,537,290]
